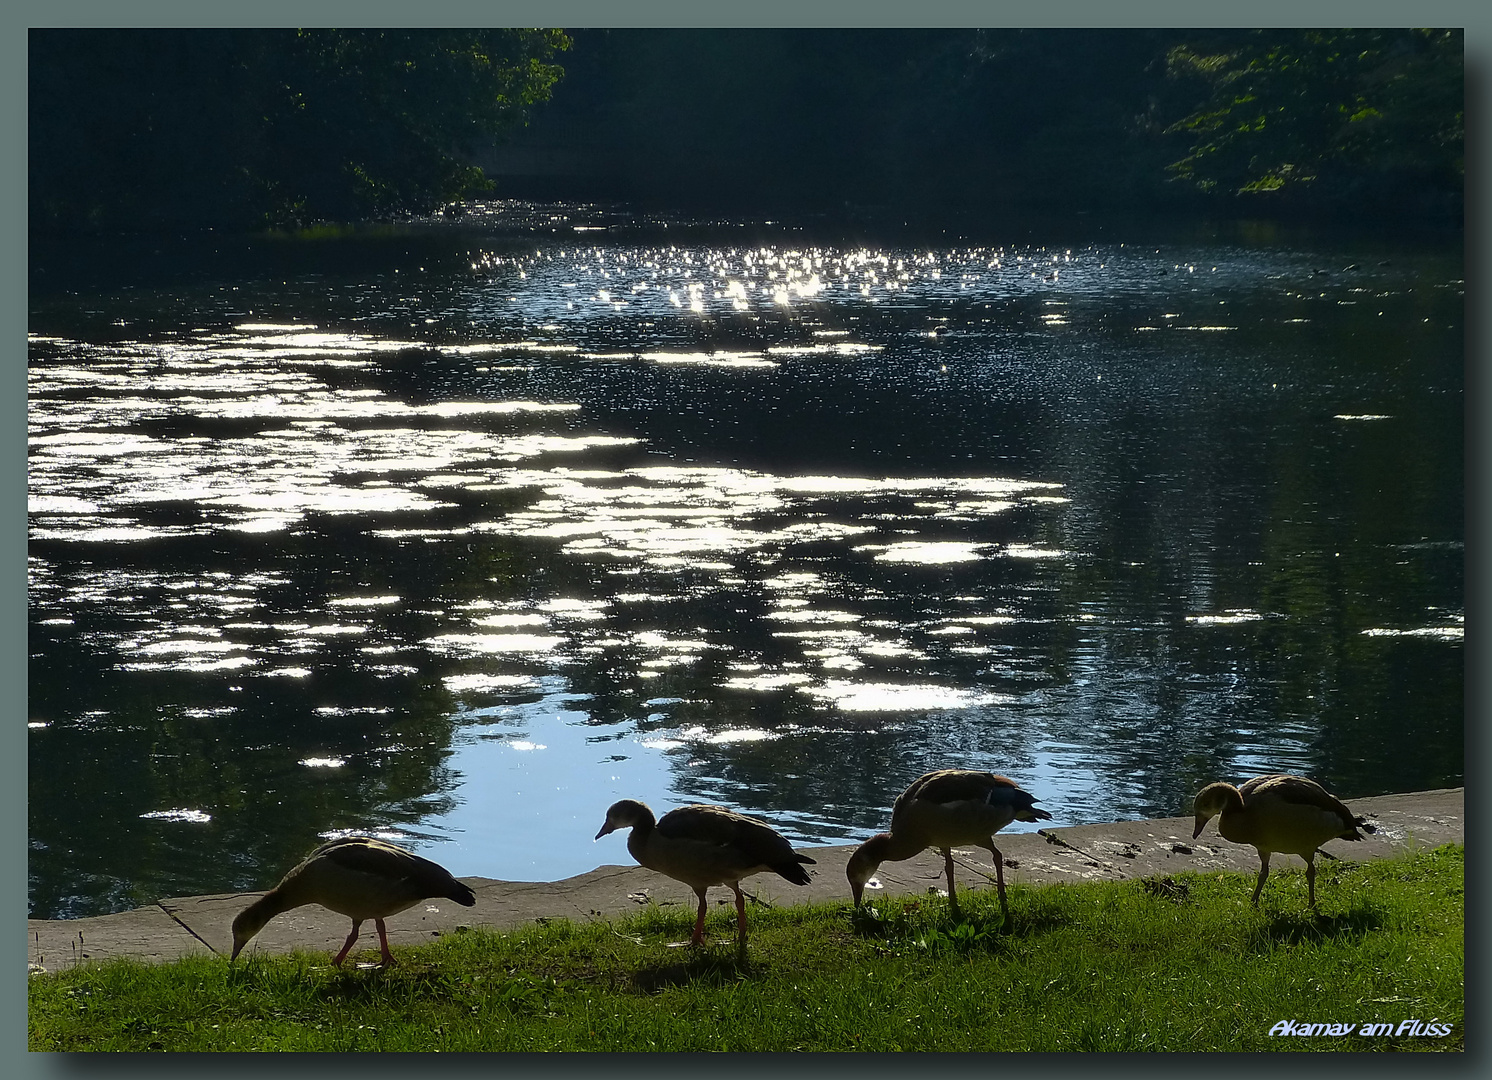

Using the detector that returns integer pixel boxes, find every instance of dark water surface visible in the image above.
[28,203,1463,918]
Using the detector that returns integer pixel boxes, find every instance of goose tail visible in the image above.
[773,858,814,886]
[1009,789,1053,823]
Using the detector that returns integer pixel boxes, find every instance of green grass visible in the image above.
[29,845,1463,1052]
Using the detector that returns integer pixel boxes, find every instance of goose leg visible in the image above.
[1306,853,1318,909]
[986,841,1010,921]
[731,882,748,943]
[1251,852,1271,905]
[690,888,709,945]
[374,918,396,966]
[942,848,959,916]
[332,920,363,966]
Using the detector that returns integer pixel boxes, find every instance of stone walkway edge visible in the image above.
[27,787,1463,973]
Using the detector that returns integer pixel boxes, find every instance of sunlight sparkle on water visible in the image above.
[799,681,1009,712]
[640,350,776,368]
[443,673,542,694]
[1187,611,1267,625]
[1003,544,1071,560]
[856,541,989,564]
[139,809,212,824]
[721,672,815,691]
[471,613,550,627]
[1361,626,1463,640]
[424,633,568,656]
[27,328,635,539]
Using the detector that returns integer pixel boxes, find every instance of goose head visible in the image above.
[846,833,894,906]
[230,900,274,961]
[1192,782,1243,839]
[595,798,653,840]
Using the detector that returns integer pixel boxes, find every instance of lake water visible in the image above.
[28,202,1463,919]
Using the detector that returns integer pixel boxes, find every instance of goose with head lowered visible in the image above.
[1192,774,1376,908]
[595,799,815,948]
[846,769,1051,920]
[230,836,477,966]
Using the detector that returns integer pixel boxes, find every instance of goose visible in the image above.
[230,836,477,966]
[1192,774,1376,907]
[595,799,815,947]
[846,769,1051,919]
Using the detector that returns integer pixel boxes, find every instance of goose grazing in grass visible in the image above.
[1192,774,1376,908]
[595,799,815,947]
[230,836,477,966]
[846,769,1052,919]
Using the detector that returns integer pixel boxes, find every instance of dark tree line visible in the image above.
[489,29,1197,221]
[29,28,1461,234]
[30,29,569,232]
[503,28,1461,224]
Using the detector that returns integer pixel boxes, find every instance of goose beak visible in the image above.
[1192,816,1207,839]
[594,822,614,841]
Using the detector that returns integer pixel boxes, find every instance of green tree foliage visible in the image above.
[30,29,569,232]
[1165,30,1462,209]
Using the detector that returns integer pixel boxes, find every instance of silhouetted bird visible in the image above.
[846,769,1051,919]
[230,836,476,966]
[1192,774,1375,908]
[595,800,814,947]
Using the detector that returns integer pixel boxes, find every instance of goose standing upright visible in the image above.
[846,769,1051,919]
[1192,774,1376,908]
[595,799,815,948]
[230,836,477,966]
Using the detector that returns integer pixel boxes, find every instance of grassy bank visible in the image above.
[28,845,1463,1052]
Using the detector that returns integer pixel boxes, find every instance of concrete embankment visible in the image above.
[27,787,1464,973]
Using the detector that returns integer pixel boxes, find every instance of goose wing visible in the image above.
[899,769,1002,807]
[304,837,476,905]
[898,769,1051,821]
[654,805,805,858]
[1241,775,1375,837]
[656,805,815,880]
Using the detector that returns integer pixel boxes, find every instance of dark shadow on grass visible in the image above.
[847,896,1056,957]
[1249,904,1384,948]
[311,962,463,1003]
[210,954,458,1003]
[629,943,752,994]
[1000,903,1067,938]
